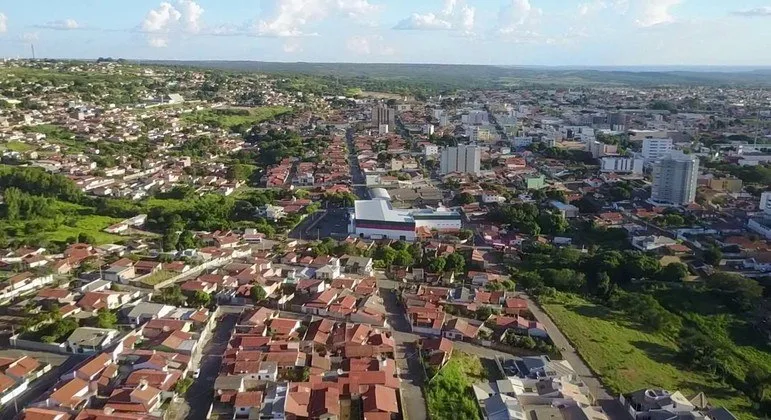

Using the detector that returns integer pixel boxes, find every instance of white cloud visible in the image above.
[177,0,204,33]
[20,32,39,42]
[345,35,394,56]
[256,0,381,37]
[731,6,771,17]
[346,35,371,54]
[394,0,475,33]
[283,38,303,53]
[498,0,542,33]
[634,0,681,27]
[148,37,169,48]
[39,19,81,30]
[0,13,7,33]
[140,1,204,46]
[142,2,182,33]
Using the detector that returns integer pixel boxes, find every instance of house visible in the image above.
[126,302,175,325]
[0,355,50,406]
[67,327,119,354]
[619,389,711,420]
[407,307,445,336]
[133,260,162,276]
[104,382,162,414]
[234,391,263,418]
[362,385,399,418]
[420,337,454,368]
[47,377,93,410]
[103,264,135,283]
[0,272,55,302]
[342,255,374,276]
[316,263,342,280]
[443,318,481,341]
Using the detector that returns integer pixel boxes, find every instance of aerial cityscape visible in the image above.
[0,1,771,420]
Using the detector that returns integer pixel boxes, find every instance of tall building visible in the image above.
[642,138,674,160]
[372,104,395,130]
[651,152,699,205]
[600,156,644,174]
[440,145,481,174]
[760,192,771,215]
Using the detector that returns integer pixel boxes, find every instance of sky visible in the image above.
[0,0,771,66]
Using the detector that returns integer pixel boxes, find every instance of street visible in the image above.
[184,312,239,420]
[521,294,628,419]
[345,128,370,200]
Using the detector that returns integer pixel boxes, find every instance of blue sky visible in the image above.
[0,0,770,65]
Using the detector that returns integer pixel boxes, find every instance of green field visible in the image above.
[542,294,755,419]
[48,215,124,245]
[426,352,488,420]
[182,106,291,131]
[140,270,175,287]
[1,141,36,152]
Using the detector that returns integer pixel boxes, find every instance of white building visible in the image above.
[423,144,440,157]
[350,197,462,241]
[651,152,699,205]
[423,124,435,136]
[760,192,771,215]
[587,141,618,158]
[642,138,674,161]
[440,144,482,175]
[600,157,644,174]
[67,327,119,354]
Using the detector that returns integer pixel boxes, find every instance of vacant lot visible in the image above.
[49,215,124,245]
[426,351,487,420]
[182,106,291,131]
[542,294,754,419]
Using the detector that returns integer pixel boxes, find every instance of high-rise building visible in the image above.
[440,145,482,175]
[600,156,644,174]
[372,104,395,130]
[760,192,771,215]
[651,152,699,205]
[642,138,674,160]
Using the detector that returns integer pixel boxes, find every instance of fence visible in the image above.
[9,335,68,354]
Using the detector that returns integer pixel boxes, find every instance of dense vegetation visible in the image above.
[182,106,291,133]
[426,352,487,420]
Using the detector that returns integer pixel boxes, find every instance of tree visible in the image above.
[251,285,267,303]
[677,327,727,375]
[393,249,414,267]
[77,232,96,244]
[445,253,465,273]
[458,192,476,205]
[227,164,256,181]
[657,263,688,282]
[706,272,763,311]
[175,378,193,395]
[703,246,723,266]
[96,309,117,329]
[191,291,212,307]
[475,306,494,321]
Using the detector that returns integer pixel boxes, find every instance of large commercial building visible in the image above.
[651,152,699,205]
[642,138,674,161]
[760,192,771,215]
[440,145,482,175]
[600,156,644,174]
[372,104,395,131]
[349,196,461,241]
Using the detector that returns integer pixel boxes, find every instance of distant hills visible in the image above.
[140,60,771,89]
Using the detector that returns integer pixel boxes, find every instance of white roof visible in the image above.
[354,199,412,223]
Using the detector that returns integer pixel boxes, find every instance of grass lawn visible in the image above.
[426,352,488,420]
[143,197,194,213]
[542,293,756,419]
[182,106,291,130]
[1,141,36,152]
[49,215,124,245]
[140,270,175,287]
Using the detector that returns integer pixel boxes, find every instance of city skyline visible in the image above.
[1,0,771,65]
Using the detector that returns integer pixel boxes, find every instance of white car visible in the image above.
[193,369,200,379]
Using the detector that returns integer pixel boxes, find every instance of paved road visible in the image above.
[379,281,427,420]
[185,312,239,420]
[0,354,87,419]
[521,294,628,419]
[345,129,369,200]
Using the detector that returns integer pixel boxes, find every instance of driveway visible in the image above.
[522,294,628,419]
[185,312,239,420]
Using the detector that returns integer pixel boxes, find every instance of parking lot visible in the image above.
[301,208,351,240]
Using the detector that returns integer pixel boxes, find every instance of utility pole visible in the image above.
[30,44,35,60]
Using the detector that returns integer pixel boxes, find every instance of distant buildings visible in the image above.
[372,104,395,131]
[440,144,482,175]
[760,192,771,215]
[651,152,699,205]
[642,138,674,161]
[600,156,644,174]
